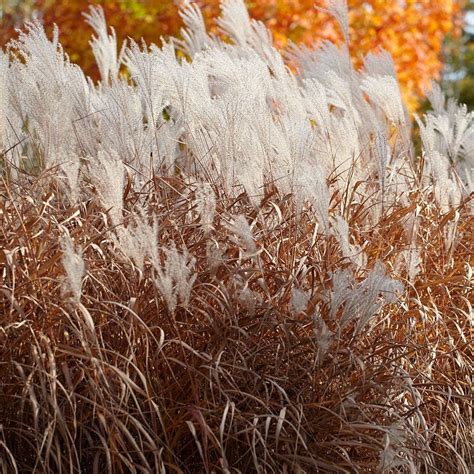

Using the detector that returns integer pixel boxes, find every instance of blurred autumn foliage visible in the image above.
[0,0,465,108]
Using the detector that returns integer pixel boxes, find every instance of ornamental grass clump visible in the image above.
[0,1,472,472]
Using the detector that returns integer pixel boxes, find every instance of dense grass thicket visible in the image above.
[0,0,472,472]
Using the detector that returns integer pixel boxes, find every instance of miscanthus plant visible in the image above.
[0,1,472,472]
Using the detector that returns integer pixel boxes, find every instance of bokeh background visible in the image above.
[1,0,472,110]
